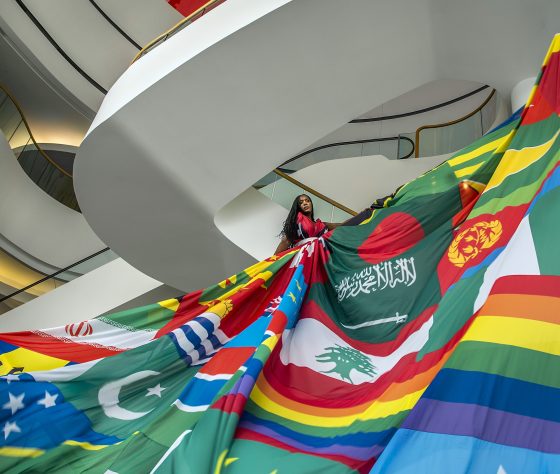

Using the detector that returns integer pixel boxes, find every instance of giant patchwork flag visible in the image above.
[1,35,560,474]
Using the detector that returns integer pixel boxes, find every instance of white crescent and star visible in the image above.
[98,370,163,420]
[146,383,165,398]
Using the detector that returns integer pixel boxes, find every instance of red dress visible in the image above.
[295,213,328,244]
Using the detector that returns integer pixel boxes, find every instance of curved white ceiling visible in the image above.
[75,0,560,291]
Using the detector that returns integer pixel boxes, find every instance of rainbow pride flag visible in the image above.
[1,35,559,474]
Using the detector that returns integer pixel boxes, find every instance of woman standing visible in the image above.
[274,194,338,254]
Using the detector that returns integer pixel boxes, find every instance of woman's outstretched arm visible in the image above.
[325,222,340,230]
[274,236,290,255]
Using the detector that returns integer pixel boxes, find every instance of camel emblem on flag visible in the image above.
[316,344,377,384]
[448,220,502,267]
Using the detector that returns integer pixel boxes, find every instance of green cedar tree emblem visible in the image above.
[315,344,377,384]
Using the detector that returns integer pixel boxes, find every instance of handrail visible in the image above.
[0,84,72,178]
[132,0,225,63]
[414,89,496,158]
[350,85,490,123]
[0,248,110,304]
[273,169,357,216]
[88,0,142,50]
[281,136,414,168]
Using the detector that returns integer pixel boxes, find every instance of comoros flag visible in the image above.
[1,34,560,474]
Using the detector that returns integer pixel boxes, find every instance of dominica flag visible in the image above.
[1,34,559,474]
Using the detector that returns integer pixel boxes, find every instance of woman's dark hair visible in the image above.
[280,194,314,244]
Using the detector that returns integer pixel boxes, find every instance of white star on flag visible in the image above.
[3,392,25,415]
[37,391,58,408]
[146,384,166,398]
[3,421,21,440]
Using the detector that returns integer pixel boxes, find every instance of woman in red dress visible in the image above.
[274,194,338,254]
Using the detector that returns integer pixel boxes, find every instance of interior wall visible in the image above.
[0,133,106,268]
[0,258,162,332]
[215,187,288,261]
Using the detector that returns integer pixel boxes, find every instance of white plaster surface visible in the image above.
[0,258,162,332]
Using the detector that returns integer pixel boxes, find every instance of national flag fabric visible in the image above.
[1,34,560,474]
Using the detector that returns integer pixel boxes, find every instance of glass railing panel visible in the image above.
[267,173,306,210]
[274,89,495,171]
[64,249,118,277]
[332,206,353,223]
[9,121,31,151]
[0,84,80,212]
[0,100,22,140]
[417,111,482,158]
[378,139,399,160]
[397,133,415,159]
[361,137,415,160]
[0,296,24,314]
[328,143,364,162]
[134,0,227,62]
[0,248,116,316]
[253,170,280,190]
[361,140,381,156]
[257,179,275,199]
[311,193,335,223]
[291,143,363,171]
[415,90,497,158]
[16,142,80,211]
[12,137,32,161]
[0,248,62,316]
[288,138,410,173]
[0,90,8,113]
[255,172,353,225]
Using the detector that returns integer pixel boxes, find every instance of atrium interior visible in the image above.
[0,1,559,472]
